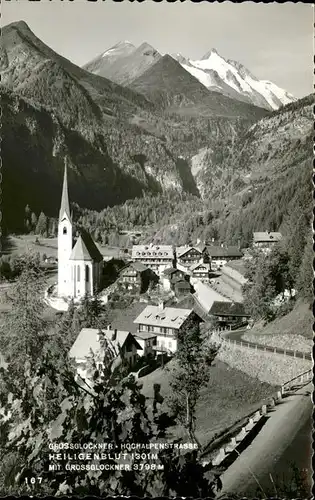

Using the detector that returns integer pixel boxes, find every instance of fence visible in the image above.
[281,369,313,393]
[203,366,312,468]
[213,330,312,361]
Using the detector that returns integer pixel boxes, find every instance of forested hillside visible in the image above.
[1,21,269,234]
[76,95,313,249]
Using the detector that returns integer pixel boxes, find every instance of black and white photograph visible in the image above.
[0,0,313,497]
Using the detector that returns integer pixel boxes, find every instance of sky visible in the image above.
[2,0,313,98]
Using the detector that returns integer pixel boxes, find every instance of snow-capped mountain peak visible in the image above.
[174,49,295,110]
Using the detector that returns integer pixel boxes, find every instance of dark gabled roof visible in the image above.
[70,229,103,262]
[163,267,179,276]
[175,294,208,321]
[174,279,190,289]
[111,302,148,334]
[209,301,250,317]
[206,246,243,258]
[59,162,71,222]
[130,261,148,272]
[253,232,282,243]
[121,262,148,274]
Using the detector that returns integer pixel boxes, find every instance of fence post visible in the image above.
[274,348,277,353]
[283,349,286,356]
[256,344,258,351]
[294,350,296,358]
[240,341,242,347]
[303,353,305,360]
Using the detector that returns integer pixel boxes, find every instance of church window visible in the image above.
[85,265,90,282]
[77,265,80,282]
[63,227,67,235]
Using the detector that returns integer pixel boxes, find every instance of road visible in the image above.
[218,382,313,498]
[223,329,312,361]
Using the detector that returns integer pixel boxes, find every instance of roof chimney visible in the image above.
[112,329,117,341]
[159,300,165,310]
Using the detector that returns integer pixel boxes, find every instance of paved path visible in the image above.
[223,329,312,361]
[218,382,313,497]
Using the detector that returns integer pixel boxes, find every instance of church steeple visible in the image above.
[59,158,71,222]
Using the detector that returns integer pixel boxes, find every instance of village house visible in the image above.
[175,245,204,268]
[69,327,141,379]
[190,262,210,282]
[209,301,250,328]
[162,267,188,292]
[172,276,191,299]
[133,331,157,358]
[253,232,282,253]
[116,262,159,294]
[131,244,175,275]
[133,302,203,353]
[206,245,243,271]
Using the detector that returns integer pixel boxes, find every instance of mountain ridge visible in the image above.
[84,38,295,111]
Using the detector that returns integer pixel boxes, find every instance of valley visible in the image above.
[0,13,312,499]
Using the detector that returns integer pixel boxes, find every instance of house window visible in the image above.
[148,326,154,332]
[85,265,90,282]
[63,227,67,235]
[169,341,172,348]
[77,265,80,282]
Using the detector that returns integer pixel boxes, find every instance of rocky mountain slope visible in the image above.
[1,21,270,233]
[172,49,296,111]
[83,41,161,85]
[191,95,312,201]
[129,55,268,119]
[84,40,295,111]
[187,94,313,245]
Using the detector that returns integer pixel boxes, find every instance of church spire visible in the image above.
[59,158,71,222]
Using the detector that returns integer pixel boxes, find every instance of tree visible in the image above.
[296,238,314,302]
[0,254,47,374]
[30,212,37,230]
[0,333,222,497]
[168,317,218,448]
[242,251,278,322]
[35,212,48,236]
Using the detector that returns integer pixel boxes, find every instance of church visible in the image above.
[58,164,103,299]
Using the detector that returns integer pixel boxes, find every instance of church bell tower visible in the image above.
[58,159,73,297]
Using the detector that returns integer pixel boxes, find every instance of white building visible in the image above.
[253,232,282,253]
[133,303,203,353]
[131,244,174,276]
[58,163,103,299]
[69,327,141,380]
[133,331,157,357]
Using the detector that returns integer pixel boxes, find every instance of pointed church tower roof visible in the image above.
[70,229,103,262]
[59,159,71,222]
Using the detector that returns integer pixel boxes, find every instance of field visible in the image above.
[2,235,122,260]
[218,343,312,386]
[247,301,313,340]
[139,358,276,447]
[241,332,312,354]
